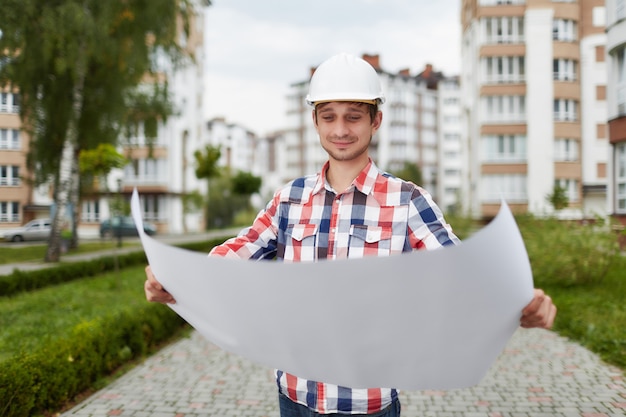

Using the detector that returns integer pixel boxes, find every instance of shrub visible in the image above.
[0,237,231,297]
[0,304,185,417]
[516,214,621,287]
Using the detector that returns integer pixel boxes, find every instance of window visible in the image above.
[0,129,20,150]
[479,0,525,5]
[0,165,20,186]
[483,95,526,123]
[12,93,19,113]
[554,138,579,162]
[617,47,626,115]
[124,158,168,183]
[444,133,460,143]
[554,99,578,121]
[617,144,626,212]
[483,17,524,44]
[618,0,626,21]
[554,179,579,202]
[553,59,577,81]
[0,201,19,222]
[81,200,100,222]
[484,56,525,83]
[0,93,20,114]
[481,174,527,202]
[483,134,527,162]
[141,195,164,221]
[553,19,577,42]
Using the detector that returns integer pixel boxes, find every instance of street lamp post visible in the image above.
[116,178,123,248]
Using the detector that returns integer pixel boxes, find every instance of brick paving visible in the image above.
[60,328,626,417]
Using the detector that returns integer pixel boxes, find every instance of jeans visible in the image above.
[278,392,401,417]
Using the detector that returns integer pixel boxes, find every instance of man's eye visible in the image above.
[322,116,334,121]
[347,115,362,121]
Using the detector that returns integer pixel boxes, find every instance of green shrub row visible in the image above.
[0,303,186,417]
[0,237,230,298]
[516,215,623,287]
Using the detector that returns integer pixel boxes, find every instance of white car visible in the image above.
[0,219,52,242]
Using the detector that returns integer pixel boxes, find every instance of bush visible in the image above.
[516,214,621,287]
[0,236,234,416]
[0,237,231,298]
[0,303,185,417]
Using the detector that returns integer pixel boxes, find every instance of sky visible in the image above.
[203,0,462,136]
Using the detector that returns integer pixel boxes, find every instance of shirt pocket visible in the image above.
[348,224,393,258]
[284,223,318,262]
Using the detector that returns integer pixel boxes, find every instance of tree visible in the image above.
[390,161,423,186]
[546,183,569,211]
[194,144,222,229]
[0,0,209,261]
[78,143,127,246]
[232,171,263,197]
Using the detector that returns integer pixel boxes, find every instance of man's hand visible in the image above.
[144,265,176,304]
[520,288,556,329]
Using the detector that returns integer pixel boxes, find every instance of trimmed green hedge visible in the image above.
[0,237,230,298]
[0,236,233,416]
[0,303,185,417]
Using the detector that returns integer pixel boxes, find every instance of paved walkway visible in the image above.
[0,228,240,276]
[60,328,626,417]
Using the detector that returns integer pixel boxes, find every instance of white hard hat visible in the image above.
[306,53,386,106]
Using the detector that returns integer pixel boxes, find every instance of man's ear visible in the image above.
[311,109,318,126]
[372,111,382,131]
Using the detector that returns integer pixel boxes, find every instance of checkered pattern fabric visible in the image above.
[210,159,459,414]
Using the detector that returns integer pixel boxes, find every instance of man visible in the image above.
[145,53,557,416]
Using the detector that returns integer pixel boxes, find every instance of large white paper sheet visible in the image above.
[131,189,534,390]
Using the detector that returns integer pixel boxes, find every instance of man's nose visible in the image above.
[331,120,350,137]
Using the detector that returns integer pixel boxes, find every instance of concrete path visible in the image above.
[60,328,626,417]
[0,228,240,276]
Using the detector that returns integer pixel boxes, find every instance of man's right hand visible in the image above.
[144,265,176,304]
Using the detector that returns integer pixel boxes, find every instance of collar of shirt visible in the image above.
[310,159,389,207]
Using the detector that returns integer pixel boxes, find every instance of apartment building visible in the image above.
[437,76,468,213]
[0,90,28,226]
[461,0,608,219]
[94,1,210,235]
[607,0,626,225]
[284,54,464,209]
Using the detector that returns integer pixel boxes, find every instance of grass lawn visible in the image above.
[0,265,151,362]
[536,254,626,370]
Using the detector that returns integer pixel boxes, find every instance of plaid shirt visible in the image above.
[210,159,459,414]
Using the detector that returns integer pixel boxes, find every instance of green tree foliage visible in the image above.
[232,171,262,196]
[0,0,208,261]
[390,161,423,186]
[194,144,222,229]
[546,183,569,211]
[194,145,222,181]
[78,143,127,183]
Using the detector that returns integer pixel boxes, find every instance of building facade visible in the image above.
[0,90,29,226]
[607,0,626,224]
[461,0,608,219]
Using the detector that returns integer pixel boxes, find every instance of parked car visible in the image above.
[0,218,52,242]
[99,216,156,238]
